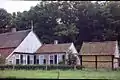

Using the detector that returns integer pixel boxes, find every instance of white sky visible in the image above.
[0,1,105,14]
[0,0,40,13]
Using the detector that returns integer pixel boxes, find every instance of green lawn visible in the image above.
[0,69,120,79]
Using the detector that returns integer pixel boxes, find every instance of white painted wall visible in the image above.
[14,31,42,53]
[114,41,119,68]
[6,54,15,64]
[114,41,119,57]
[68,43,78,54]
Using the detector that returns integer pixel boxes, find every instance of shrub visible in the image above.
[6,76,16,79]
[76,65,84,70]
[0,56,5,64]
[0,64,83,70]
[58,61,65,65]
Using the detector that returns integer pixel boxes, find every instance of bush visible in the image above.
[0,56,5,64]
[58,61,65,65]
[6,76,16,79]
[76,65,84,70]
[0,64,83,70]
[14,65,46,70]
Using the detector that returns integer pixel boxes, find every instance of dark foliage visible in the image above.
[0,1,120,51]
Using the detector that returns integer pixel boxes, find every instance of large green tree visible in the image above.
[0,8,12,33]
[1,1,120,51]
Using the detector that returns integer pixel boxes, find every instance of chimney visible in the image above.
[11,28,16,32]
[54,40,58,44]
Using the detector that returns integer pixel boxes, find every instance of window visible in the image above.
[34,55,36,64]
[39,55,44,64]
[16,54,20,59]
[36,59,39,64]
[20,55,23,64]
[30,55,33,60]
[16,59,19,64]
[54,55,57,64]
[62,55,65,61]
[9,61,12,64]
[43,59,46,64]
[23,60,26,64]
[50,60,53,64]
[58,54,62,61]
[49,55,54,64]
[23,55,26,60]
[40,55,44,59]
[58,55,61,59]
[30,55,33,64]
[27,55,30,64]
[30,60,33,64]
[50,55,53,60]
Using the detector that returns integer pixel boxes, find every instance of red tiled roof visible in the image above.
[0,30,31,58]
[80,41,117,55]
[0,48,15,58]
[0,30,30,48]
[36,43,72,53]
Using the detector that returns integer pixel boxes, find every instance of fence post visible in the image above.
[13,65,15,70]
[57,70,60,79]
[95,55,97,70]
[112,55,114,70]
[80,55,82,70]
[45,60,47,70]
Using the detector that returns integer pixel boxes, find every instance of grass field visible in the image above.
[0,69,120,79]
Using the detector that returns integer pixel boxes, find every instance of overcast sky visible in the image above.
[0,0,40,13]
[0,0,104,14]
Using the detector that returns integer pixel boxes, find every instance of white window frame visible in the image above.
[58,54,64,63]
[23,54,26,65]
[39,55,44,65]
[30,60,33,64]
[30,55,34,64]
[15,54,20,59]
[49,54,54,64]
[23,60,26,65]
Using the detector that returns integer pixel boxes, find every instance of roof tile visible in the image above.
[80,41,117,55]
[36,43,72,53]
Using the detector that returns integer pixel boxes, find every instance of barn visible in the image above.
[79,41,119,69]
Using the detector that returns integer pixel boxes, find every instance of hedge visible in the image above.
[0,64,84,70]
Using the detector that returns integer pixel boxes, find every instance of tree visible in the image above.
[66,50,78,70]
[0,56,5,64]
[1,1,120,51]
[0,8,12,33]
[66,50,77,66]
[54,23,79,43]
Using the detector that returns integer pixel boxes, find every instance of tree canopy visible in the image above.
[0,1,120,51]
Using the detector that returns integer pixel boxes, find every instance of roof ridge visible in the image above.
[83,41,117,43]
[0,29,31,36]
[40,43,72,45]
[54,43,72,45]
